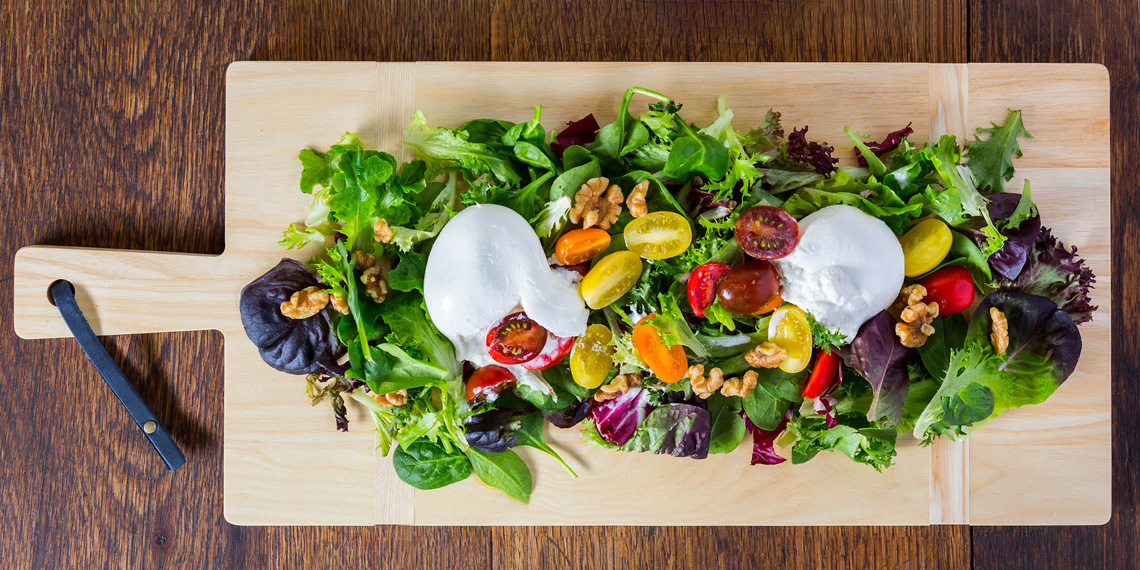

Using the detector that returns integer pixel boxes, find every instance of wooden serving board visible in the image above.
[12,62,1111,526]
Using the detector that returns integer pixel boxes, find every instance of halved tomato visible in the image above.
[466,365,517,404]
[735,206,799,260]
[486,312,548,365]
[521,333,575,370]
[632,315,688,383]
[687,262,732,317]
[624,211,693,260]
[767,305,813,373]
[716,260,781,315]
[555,228,612,265]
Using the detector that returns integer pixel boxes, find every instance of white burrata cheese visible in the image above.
[423,204,589,392]
[774,205,904,339]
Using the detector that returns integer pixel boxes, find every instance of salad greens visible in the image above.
[238,87,1097,503]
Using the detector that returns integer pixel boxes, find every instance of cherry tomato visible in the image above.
[624,211,693,260]
[735,206,799,260]
[486,312,548,365]
[579,251,644,309]
[465,365,517,404]
[919,266,976,316]
[687,262,732,317]
[632,315,687,383]
[555,228,612,265]
[899,218,953,277]
[716,260,781,315]
[569,324,615,389]
[754,291,783,315]
[802,349,841,399]
[522,333,575,370]
[767,305,813,373]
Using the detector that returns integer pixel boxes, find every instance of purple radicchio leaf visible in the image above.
[240,259,345,375]
[855,123,914,167]
[621,403,711,459]
[812,394,840,429]
[589,387,653,446]
[785,126,839,176]
[550,114,600,159]
[998,227,1097,325]
[465,409,521,453]
[542,399,591,429]
[970,192,1042,281]
[838,311,912,426]
[742,409,791,465]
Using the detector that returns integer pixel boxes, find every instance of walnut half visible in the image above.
[744,342,787,369]
[570,177,623,229]
[371,389,408,407]
[360,266,389,303]
[626,179,649,218]
[280,286,329,319]
[990,307,1009,355]
[721,370,758,398]
[594,372,642,402]
[688,364,724,399]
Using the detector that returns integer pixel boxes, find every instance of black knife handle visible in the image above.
[49,280,186,471]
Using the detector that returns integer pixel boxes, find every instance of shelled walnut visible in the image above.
[744,342,787,369]
[360,266,389,303]
[370,389,408,407]
[280,286,329,319]
[570,177,623,229]
[328,292,349,315]
[626,179,649,218]
[990,307,1009,355]
[352,250,377,271]
[374,219,394,243]
[687,364,724,399]
[894,285,938,348]
[721,370,758,398]
[593,372,642,402]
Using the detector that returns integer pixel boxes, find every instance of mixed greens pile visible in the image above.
[239,88,1096,503]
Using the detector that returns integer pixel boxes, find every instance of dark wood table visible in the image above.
[1,1,1133,567]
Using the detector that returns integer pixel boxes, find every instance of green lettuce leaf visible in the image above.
[966,109,1033,192]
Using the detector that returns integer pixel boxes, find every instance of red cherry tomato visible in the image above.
[716,260,781,315]
[735,206,800,260]
[803,349,841,399]
[486,312,548,365]
[687,262,732,317]
[465,365,517,404]
[918,267,976,316]
[521,333,575,370]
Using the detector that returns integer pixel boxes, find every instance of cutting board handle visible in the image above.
[13,246,242,339]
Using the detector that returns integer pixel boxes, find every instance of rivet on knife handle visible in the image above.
[49,280,186,471]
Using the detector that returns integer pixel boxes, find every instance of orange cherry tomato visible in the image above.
[631,315,688,383]
[555,228,612,265]
[753,291,784,315]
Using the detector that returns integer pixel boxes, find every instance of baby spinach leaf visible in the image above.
[707,394,746,455]
[393,439,471,490]
[466,448,533,504]
[664,133,729,181]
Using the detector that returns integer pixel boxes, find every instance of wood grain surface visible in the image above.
[0,0,1128,568]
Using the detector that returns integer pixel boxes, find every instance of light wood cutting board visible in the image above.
[12,62,1111,526]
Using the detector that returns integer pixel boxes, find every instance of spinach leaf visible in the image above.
[707,394,746,455]
[514,382,575,411]
[466,448,533,504]
[663,133,729,181]
[393,439,472,490]
[742,368,804,431]
[916,314,968,380]
[514,413,578,477]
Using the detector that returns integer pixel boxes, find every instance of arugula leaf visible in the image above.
[465,448,533,504]
[966,109,1033,192]
[514,413,578,477]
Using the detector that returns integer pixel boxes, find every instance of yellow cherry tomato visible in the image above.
[555,228,612,265]
[579,251,643,309]
[632,315,688,383]
[623,211,693,260]
[767,305,813,373]
[570,324,615,389]
[899,218,953,277]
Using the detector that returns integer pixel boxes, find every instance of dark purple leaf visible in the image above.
[239,259,344,375]
[785,126,838,176]
[855,123,914,167]
[742,409,790,465]
[838,311,912,426]
[465,409,521,453]
[812,394,839,429]
[973,292,1082,384]
[542,399,591,429]
[998,227,1097,325]
[588,387,653,446]
[551,114,600,159]
[970,193,1042,280]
